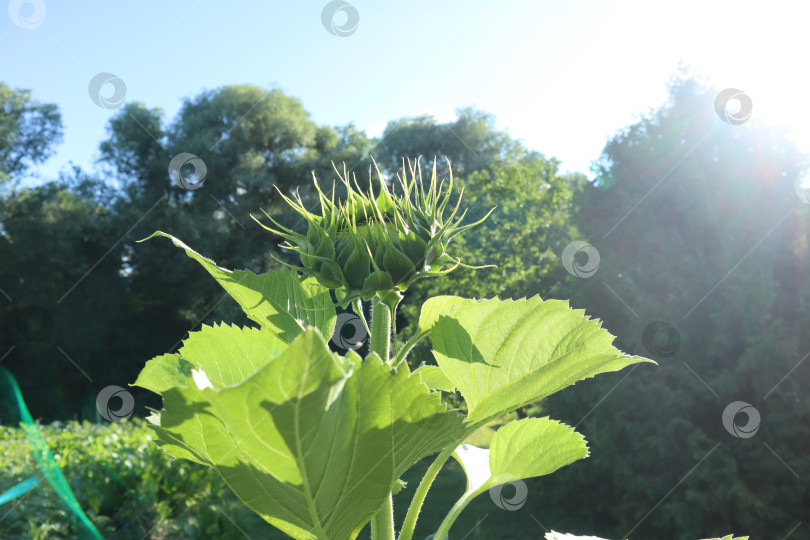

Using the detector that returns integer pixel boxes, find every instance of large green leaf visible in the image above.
[453,417,588,494]
[140,231,335,343]
[430,296,655,424]
[136,328,465,540]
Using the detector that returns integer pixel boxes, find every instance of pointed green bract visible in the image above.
[139,231,335,343]
[138,329,465,540]
[429,296,656,425]
[362,270,395,300]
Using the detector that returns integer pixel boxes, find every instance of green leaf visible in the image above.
[430,296,655,424]
[134,324,287,393]
[393,296,472,367]
[488,417,588,484]
[143,328,465,540]
[417,295,470,337]
[133,353,192,394]
[453,417,588,494]
[140,231,335,343]
[176,323,287,387]
[433,418,588,539]
[413,365,456,392]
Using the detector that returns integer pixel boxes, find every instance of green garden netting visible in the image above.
[0,366,104,539]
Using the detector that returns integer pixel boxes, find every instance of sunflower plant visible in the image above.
[133,158,654,540]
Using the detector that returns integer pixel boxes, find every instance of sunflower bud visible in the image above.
[255,157,493,301]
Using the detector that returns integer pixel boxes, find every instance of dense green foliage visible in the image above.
[0,419,283,539]
[537,75,810,539]
[0,84,373,423]
[0,420,586,539]
[0,82,62,185]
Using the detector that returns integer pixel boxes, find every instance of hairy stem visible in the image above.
[370,293,395,539]
[397,445,455,540]
[432,489,478,540]
[371,493,395,540]
[392,330,428,369]
[370,294,392,363]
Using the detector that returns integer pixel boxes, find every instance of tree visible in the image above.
[374,108,517,176]
[0,82,62,186]
[2,84,374,421]
[100,85,373,271]
[0,180,130,419]
[536,74,809,539]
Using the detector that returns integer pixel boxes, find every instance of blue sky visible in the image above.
[2,0,808,184]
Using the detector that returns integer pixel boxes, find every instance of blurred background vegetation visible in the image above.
[1,73,808,539]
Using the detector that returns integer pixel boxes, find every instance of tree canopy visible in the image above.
[538,74,809,539]
[0,82,62,186]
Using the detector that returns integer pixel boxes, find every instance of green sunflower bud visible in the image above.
[253,157,494,301]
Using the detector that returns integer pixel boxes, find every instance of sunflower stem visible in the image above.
[398,444,456,540]
[370,493,395,540]
[369,293,395,539]
[370,293,392,363]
